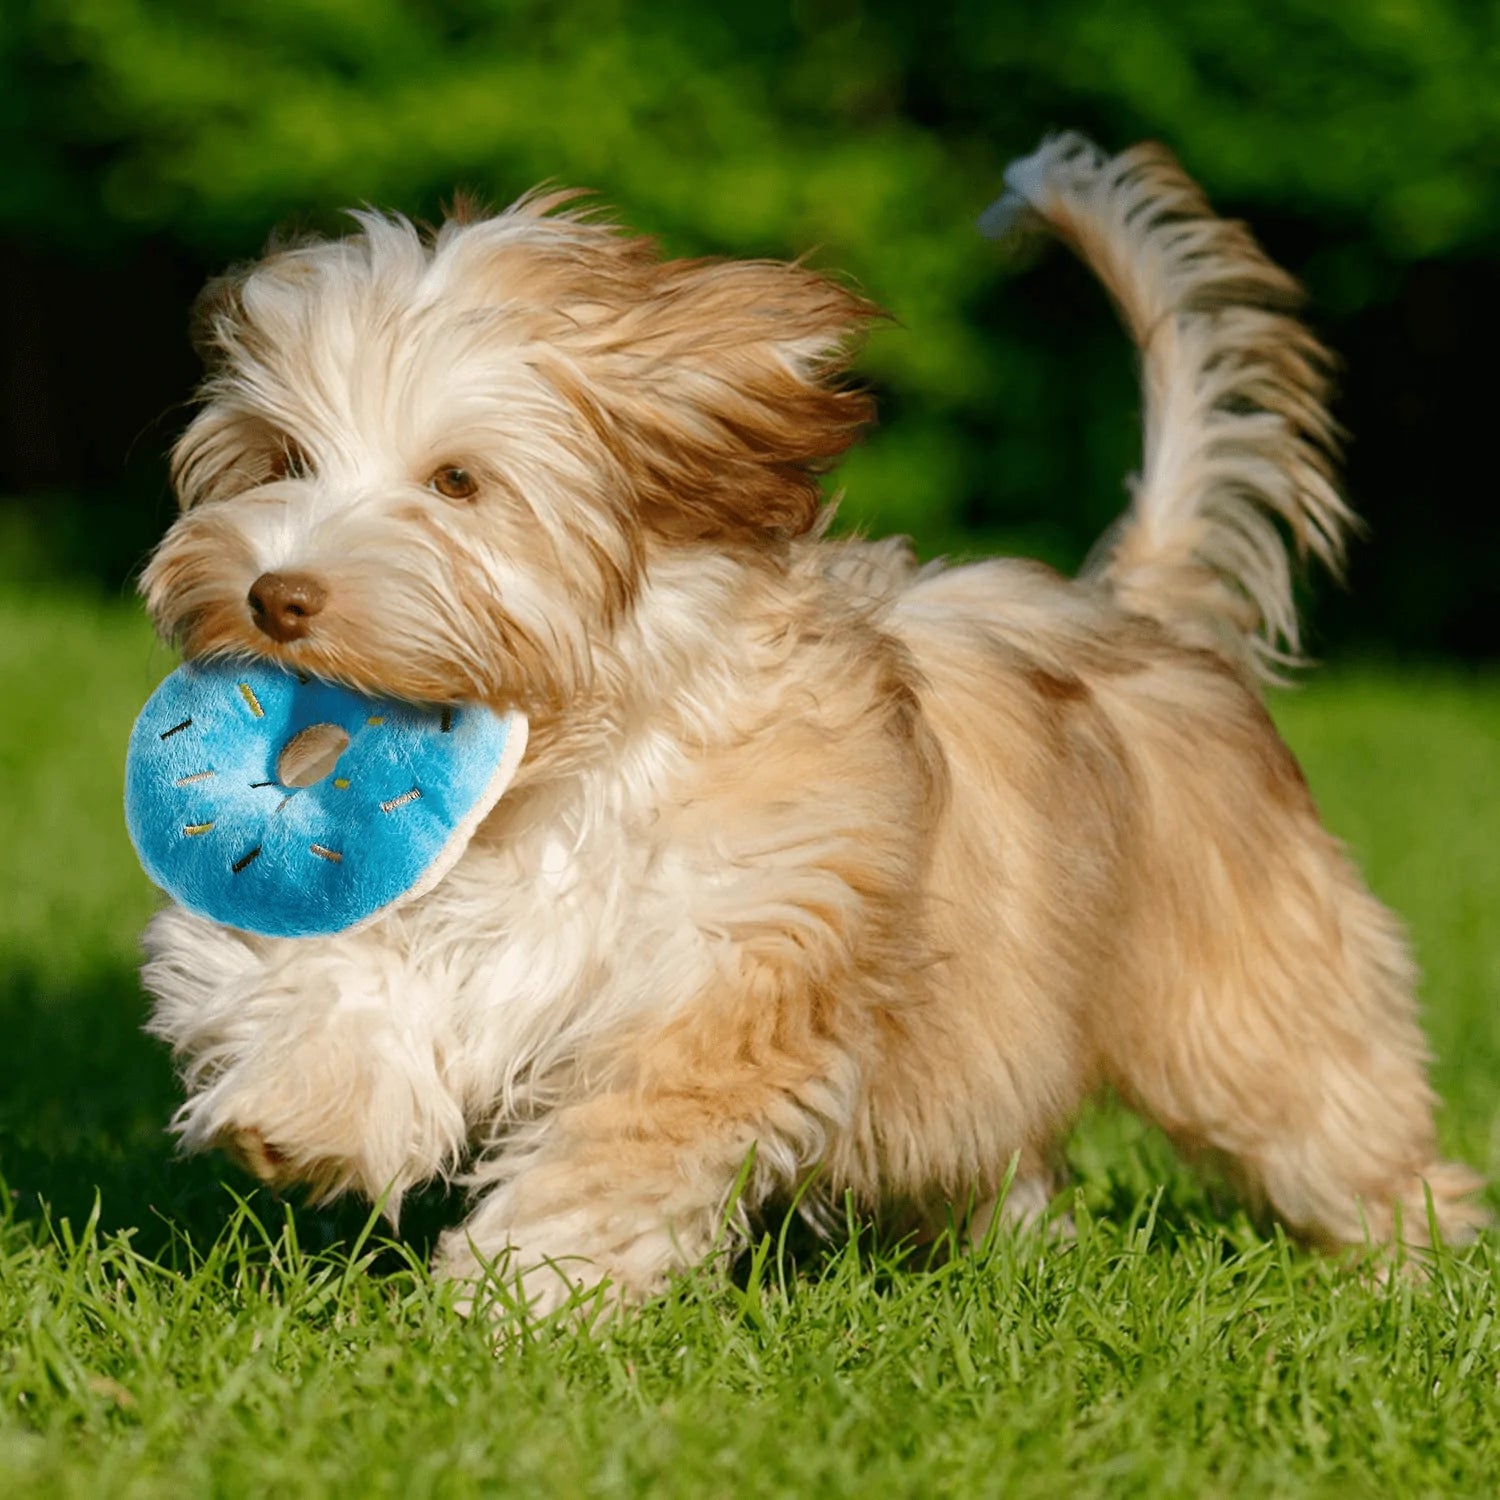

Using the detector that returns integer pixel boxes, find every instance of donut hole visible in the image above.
[277,722,352,789]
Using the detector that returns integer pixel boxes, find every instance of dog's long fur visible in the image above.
[140,136,1484,1315]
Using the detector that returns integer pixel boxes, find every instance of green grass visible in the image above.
[1,586,1496,1498]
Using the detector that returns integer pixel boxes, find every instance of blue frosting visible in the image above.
[125,660,523,938]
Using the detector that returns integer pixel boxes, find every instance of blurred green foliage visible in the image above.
[16,1,1500,258]
[2,1,1497,647]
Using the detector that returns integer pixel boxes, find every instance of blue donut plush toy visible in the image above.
[125,660,526,939]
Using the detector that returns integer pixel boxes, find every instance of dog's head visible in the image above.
[143,195,878,710]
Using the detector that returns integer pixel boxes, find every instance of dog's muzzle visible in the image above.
[248,572,327,643]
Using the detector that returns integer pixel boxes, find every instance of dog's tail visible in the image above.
[981,135,1356,683]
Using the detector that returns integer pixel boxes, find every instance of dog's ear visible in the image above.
[188,267,256,372]
[188,229,323,371]
[580,258,882,543]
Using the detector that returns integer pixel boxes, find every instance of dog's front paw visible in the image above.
[182,1080,384,1204]
[213,1121,355,1201]
[172,1006,468,1214]
[219,1123,293,1185]
[432,1180,720,1325]
[433,1213,638,1323]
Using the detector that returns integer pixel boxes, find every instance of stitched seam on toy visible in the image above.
[309,843,342,863]
[238,683,264,718]
[175,770,215,785]
[380,787,422,813]
[183,821,215,836]
[231,846,262,873]
[160,718,192,739]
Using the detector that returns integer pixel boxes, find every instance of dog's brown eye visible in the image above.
[268,442,311,482]
[429,465,479,502]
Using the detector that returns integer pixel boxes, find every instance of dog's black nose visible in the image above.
[248,572,327,642]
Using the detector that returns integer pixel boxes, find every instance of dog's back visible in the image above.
[846,139,1485,1250]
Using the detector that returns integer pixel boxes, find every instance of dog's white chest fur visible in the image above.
[397,751,718,1118]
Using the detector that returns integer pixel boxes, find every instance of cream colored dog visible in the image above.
[140,136,1485,1316]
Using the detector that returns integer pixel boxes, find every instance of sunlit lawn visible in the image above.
[1,585,1496,1497]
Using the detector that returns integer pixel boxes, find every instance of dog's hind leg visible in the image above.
[1101,804,1486,1252]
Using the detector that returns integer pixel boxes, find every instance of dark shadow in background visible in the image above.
[1331,255,1500,658]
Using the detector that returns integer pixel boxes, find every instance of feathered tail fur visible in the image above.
[982,135,1356,683]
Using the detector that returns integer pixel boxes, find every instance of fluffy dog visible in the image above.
[140,136,1485,1316]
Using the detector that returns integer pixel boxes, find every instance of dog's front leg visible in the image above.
[142,903,467,1213]
[434,950,864,1319]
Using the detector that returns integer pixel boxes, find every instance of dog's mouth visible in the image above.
[175,612,538,717]
[148,548,558,713]
[166,604,463,708]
